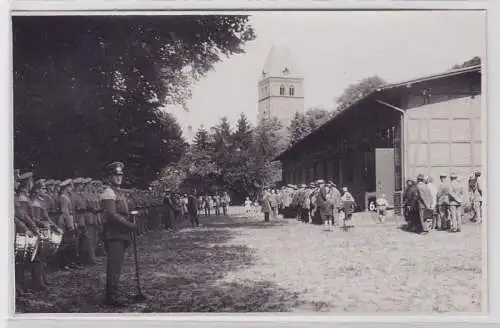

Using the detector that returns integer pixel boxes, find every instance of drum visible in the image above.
[14,233,27,262]
[25,234,40,262]
[39,228,51,255]
[49,229,63,255]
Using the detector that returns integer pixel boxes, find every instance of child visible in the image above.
[253,200,260,215]
[376,194,389,223]
[244,197,252,214]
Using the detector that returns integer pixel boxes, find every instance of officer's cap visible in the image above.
[19,172,33,181]
[105,162,124,176]
[416,173,425,181]
[439,173,448,178]
[450,172,458,179]
[59,179,73,187]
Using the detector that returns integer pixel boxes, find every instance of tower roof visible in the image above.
[261,45,302,79]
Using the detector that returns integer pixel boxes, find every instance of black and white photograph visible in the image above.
[11,10,485,314]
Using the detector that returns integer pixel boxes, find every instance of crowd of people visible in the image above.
[257,180,357,231]
[402,171,483,234]
[197,193,231,216]
[252,170,483,235]
[13,164,206,306]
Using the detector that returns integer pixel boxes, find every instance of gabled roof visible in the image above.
[274,64,481,161]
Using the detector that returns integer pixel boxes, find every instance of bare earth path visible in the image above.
[16,207,482,313]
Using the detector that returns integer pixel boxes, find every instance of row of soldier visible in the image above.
[13,165,203,306]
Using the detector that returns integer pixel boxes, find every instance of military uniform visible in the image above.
[58,179,77,269]
[449,173,464,233]
[14,172,38,293]
[100,162,137,306]
[29,179,56,290]
[468,171,483,222]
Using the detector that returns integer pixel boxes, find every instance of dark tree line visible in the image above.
[13,15,255,187]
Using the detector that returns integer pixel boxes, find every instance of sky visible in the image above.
[166,11,486,141]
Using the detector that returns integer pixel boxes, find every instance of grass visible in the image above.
[16,208,483,313]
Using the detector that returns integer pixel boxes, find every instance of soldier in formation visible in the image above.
[13,162,204,306]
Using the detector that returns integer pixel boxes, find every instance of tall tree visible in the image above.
[232,113,253,150]
[305,107,333,130]
[192,125,211,151]
[288,112,305,145]
[335,75,386,111]
[13,15,255,186]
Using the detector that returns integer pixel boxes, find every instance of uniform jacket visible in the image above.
[436,181,451,206]
[449,180,464,206]
[100,186,133,242]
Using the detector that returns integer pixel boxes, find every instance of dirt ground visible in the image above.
[16,207,483,314]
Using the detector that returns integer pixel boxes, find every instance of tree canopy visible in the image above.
[452,56,481,69]
[335,75,387,111]
[152,114,286,203]
[13,15,255,187]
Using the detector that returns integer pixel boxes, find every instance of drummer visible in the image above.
[14,170,34,295]
[30,179,63,290]
[16,172,45,292]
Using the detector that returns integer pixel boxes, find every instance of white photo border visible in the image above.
[1,0,498,327]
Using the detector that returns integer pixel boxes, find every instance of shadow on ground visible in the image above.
[204,214,289,230]
[16,214,301,313]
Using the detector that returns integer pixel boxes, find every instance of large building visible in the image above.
[274,65,482,211]
[258,45,305,127]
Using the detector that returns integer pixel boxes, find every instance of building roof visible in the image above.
[377,64,481,92]
[261,45,302,79]
[274,64,481,161]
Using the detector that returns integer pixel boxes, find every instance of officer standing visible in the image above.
[100,162,137,307]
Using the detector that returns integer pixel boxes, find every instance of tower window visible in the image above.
[289,85,295,96]
[264,86,268,96]
[280,84,285,96]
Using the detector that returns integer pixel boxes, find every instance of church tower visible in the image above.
[258,45,305,127]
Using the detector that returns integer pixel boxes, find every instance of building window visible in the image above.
[280,85,285,96]
[289,85,295,96]
[264,86,268,97]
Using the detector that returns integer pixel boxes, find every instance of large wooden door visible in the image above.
[375,148,395,206]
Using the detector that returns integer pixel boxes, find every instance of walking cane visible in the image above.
[130,211,146,302]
